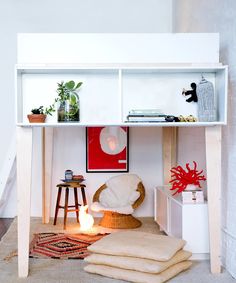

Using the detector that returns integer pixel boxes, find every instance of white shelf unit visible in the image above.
[16,64,228,127]
[154,186,209,259]
[15,34,225,277]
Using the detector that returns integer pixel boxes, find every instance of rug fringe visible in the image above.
[3,250,18,261]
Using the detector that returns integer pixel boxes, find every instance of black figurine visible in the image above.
[182,82,198,103]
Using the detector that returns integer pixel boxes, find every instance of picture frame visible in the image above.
[86,126,129,172]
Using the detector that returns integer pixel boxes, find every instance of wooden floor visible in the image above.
[0,218,13,240]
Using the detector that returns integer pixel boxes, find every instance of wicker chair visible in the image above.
[92,175,145,229]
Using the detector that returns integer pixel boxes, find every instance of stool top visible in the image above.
[57,182,86,188]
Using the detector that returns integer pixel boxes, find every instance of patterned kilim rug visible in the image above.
[29,232,108,259]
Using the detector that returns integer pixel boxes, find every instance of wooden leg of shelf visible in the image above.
[42,127,54,224]
[17,127,33,278]
[162,127,178,185]
[205,126,222,273]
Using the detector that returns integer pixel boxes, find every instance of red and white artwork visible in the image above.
[86,127,129,172]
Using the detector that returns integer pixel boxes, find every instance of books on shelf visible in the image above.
[128,109,164,115]
[127,116,166,122]
[127,109,166,122]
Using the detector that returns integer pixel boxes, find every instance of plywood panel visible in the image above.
[162,127,177,185]
[42,127,54,223]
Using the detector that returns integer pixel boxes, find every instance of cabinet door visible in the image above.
[182,205,209,253]
[156,189,168,233]
[169,200,182,238]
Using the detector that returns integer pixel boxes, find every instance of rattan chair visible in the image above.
[92,175,145,229]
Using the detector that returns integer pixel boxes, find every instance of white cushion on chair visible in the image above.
[99,174,141,208]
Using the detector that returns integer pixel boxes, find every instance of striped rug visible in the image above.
[29,232,108,259]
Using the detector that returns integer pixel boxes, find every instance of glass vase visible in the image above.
[57,94,80,122]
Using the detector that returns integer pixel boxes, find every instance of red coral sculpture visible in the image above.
[169,161,206,195]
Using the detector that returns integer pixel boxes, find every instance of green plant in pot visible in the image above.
[56,80,83,122]
[27,105,55,123]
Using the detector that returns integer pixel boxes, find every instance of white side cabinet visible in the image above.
[154,186,209,259]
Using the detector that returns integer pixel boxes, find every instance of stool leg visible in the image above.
[74,187,79,222]
[64,187,69,230]
[81,186,87,206]
[53,187,62,225]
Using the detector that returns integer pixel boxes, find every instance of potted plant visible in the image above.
[27,105,55,123]
[56,80,83,122]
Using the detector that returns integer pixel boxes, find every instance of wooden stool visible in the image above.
[53,182,87,230]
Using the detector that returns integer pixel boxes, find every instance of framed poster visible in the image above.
[86,126,129,172]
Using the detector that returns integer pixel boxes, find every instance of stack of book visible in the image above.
[126,109,166,122]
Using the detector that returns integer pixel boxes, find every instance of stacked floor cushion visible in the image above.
[84,231,192,283]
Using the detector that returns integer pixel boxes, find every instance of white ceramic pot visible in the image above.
[185,184,200,191]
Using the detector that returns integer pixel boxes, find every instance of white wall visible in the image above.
[173,0,236,278]
[0,0,172,217]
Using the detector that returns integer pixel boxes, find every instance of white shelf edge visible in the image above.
[16,121,227,127]
[15,63,227,71]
